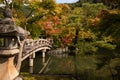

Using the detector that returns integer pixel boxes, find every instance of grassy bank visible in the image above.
[20,73,74,80]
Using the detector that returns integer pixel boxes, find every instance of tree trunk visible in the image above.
[74,27,79,45]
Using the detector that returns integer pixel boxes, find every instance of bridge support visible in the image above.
[42,49,46,58]
[29,53,35,73]
[42,49,46,64]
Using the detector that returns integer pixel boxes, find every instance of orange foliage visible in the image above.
[81,30,91,39]
[43,20,60,35]
[53,16,61,25]
[59,4,71,10]
[90,17,100,26]
[61,34,75,45]
[90,10,109,26]
[97,10,110,18]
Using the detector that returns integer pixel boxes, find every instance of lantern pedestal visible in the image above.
[0,49,19,80]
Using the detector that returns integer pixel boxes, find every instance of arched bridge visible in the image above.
[15,38,53,73]
[22,39,52,61]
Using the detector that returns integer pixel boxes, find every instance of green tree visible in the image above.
[67,7,83,44]
[0,0,59,39]
[96,13,120,45]
[90,7,120,80]
[82,3,107,18]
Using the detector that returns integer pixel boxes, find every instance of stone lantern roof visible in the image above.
[0,18,30,37]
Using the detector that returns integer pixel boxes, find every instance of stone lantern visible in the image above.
[0,18,29,80]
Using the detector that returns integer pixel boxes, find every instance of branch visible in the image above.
[27,13,46,24]
[26,9,34,18]
[11,0,14,10]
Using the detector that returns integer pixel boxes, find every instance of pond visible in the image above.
[21,51,119,80]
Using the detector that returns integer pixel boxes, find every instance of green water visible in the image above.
[21,51,119,80]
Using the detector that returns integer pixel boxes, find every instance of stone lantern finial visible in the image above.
[3,6,12,18]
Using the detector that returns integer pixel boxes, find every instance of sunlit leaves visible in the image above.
[94,41,116,50]
[41,0,56,10]
[28,0,42,10]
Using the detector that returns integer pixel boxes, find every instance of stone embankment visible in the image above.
[47,47,69,58]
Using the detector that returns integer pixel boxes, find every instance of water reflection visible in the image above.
[29,66,33,73]
[21,51,120,80]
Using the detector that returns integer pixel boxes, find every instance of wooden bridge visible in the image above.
[22,39,52,61]
[15,38,53,73]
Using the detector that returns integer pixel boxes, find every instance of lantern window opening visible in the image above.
[0,38,5,47]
